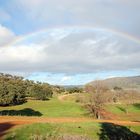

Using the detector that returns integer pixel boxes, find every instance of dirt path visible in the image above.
[58,94,69,101]
[0,116,140,126]
[58,93,78,101]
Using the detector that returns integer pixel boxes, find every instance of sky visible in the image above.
[0,0,140,85]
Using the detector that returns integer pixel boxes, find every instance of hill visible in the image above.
[88,75,140,90]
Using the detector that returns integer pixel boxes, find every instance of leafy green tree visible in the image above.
[29,83,53,100]
[0,73,26,106]
[0,73,53,106]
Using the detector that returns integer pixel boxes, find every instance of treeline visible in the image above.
[0,73,53,106]
[52,85,83,95]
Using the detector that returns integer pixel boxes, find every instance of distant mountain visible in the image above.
[87,76,140,90]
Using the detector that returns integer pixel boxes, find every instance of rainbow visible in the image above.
[7,25,140,47]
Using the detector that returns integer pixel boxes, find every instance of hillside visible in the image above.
[88,76,140,90]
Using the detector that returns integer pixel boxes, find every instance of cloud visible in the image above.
[0,28,139,74]
[8,0,140,37]
[0,0,140,84]
[61,76,72,82]
[0,24,16,47]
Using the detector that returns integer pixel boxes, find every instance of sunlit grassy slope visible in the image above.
[105,104,140,121]
[106,104,140,114]
[0,98,87,117]
[0,93,140,120]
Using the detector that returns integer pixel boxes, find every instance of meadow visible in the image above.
[0,98,86,117]
[1,96,139,120]
[0,94,140,140]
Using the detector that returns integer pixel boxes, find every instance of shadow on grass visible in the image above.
[133,104,140,109]
[99,123,140,140]
[0,122,15,138]
[116,106,126,113]
[0,108,42,116]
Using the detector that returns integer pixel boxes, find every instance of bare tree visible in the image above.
[85,80,109,119]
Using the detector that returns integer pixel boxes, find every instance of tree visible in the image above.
[29,83,53,100]
[52,85,65,94]
[113,86,122,91]
[67,87,83,94]
[0,73,53,106]
[85,81,109,119]
[0,73,26,106]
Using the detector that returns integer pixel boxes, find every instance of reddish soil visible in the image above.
[100,109,120,120]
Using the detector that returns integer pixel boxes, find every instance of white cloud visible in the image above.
[0,24,16,47]
[12,0,140,37]
[0,0,139,84]
[61,76,72,82]
[0,28,139,74]
[49,28,73,40]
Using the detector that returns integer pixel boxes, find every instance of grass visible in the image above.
[3,122,102,140]
[57,122,100,139]
[0,95,140,139]
[4,122,140,140]
[106,104,140,114]
[0,98,87,117]
[0,95,140,120]
[105,103,140,121]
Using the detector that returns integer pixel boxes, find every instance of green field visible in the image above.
[0,96,140,139]
[106,104,140,114]
[0,97,140,120]
[105,104,140,121]
[0,98,87,117]
[4,122,140,140]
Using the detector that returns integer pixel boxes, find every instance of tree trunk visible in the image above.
[96,111,100,119]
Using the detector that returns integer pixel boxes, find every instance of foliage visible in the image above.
[66,87,83,94]
[113,86,122,91]
[52,85,65,94]
[0,73,26,106]
[0,73,53,106]
[28,83,53,100]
